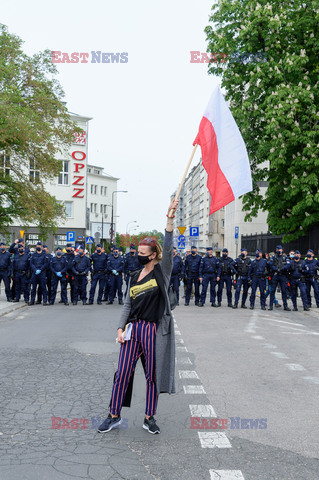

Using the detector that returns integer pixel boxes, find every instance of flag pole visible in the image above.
[169,143,198,217]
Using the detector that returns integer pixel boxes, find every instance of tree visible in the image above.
[0,24,80,238]
[205,0,319,241]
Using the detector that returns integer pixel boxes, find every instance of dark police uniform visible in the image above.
[302,257,319,308]
[199,254,220,306]
[72,254,91,304]
[230,255,251,308]
[63,250,75,303]
[269,253,289,310]
[217,255,234,306]
[107,253,125,304]
[282,259,308,310]
[184,252,201,305]
[248,257,268,309]
[124,252,141,296]
[50,255,68,304]
[169,253,184,303]
[12,250,30,303]
[0,246,12,301]
[29,251,49,304]
[89,252,108,304]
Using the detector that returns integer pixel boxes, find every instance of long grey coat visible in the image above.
[118,229,176,395]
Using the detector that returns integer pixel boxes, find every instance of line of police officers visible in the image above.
[0,239,142,306]
[169,245,319,312]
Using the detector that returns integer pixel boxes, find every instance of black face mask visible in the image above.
[276,250,281,255]
[113,253,119,258]
[79,251,84,256]
[96,249,101,253]
[130,251,135,255]
[191,251,196,256]
[241,253,245,258]
[256,253,260,258]
[18,248,24,253]
[222,253,227,258]
[36,247,42,252]
[307,254,312,258]
[66,248,72,253]
[56,252,62,257]
[294,256,299,260]
[0,247,5,252]
[138,254,152,265]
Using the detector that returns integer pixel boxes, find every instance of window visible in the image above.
[101,186,107,196]
[221,219,225,228]
[58,161,69,185]
[0,154,10,176]
[90,203,97,213]
[100,204,107,214]
[94,169,100,175]
[30,159,39,183]
[91,184,97,195]
[64,201,72,218]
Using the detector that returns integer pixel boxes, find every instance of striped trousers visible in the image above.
[110,319,158,416]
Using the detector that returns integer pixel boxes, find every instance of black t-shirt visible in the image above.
[129,270,161,323]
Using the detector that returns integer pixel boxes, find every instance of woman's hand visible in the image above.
[117,328,125,344]
[167,198,179,218]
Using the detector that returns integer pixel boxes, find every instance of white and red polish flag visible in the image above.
[193,86,252,214]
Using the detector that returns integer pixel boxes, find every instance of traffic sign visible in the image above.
[190,227,199,237]
[235,226,239,239]
[178,241,185,249]
[66,231,75,242]
[20,230,25,239]
[86,236,94,244]
[178,235,185,242]
[178,227,186,235]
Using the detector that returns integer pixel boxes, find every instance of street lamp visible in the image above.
[111,190,128,244]
[126,220,137,235]
[128,225,139,234]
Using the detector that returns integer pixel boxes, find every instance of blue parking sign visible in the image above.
[66,231,75,242]
[190,227,199,237]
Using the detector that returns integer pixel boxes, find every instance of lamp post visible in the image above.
[126,220,137,235]
[110,190,128,244]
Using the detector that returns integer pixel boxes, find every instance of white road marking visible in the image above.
[245,312,257,333]
[175,338,185,344]
[266,318,305,327]
[176,357,192,364]
[189,404,217,417]
[303,376,319,385]
[198,432,231,449]
[270,352,289,359]
[210,470,245,480]
[178,370,199,379]
[285,363,306,371]
[261,343,277,349]
[16,315,25,319]
[175,330,181,335]
[177,346,188,352]
[183,385,206,394]
[251,335,264,340]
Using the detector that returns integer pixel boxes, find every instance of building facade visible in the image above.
[3,111,119,251]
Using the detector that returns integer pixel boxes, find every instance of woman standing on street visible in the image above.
[98,198,178,434]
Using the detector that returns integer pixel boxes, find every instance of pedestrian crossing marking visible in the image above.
[198,432,231,449]
[285,363,305,371]
[183,385,206,394]
[177,346,188,352]
[210,470,245,479]
[178,370,199,379]
[189,405,217,417]
[176,357,192,364]
[270,351,289,359]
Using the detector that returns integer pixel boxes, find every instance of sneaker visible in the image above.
[293,307,298,311]
[97,413,122,433]
[217,303,221,307]
[304,307,310,311]
[143,416,160,434]
[107,301,113,305]
[228,303,233,308]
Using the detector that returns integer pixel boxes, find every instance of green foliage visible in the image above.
[0,24,81,236]
[205,0,319,241]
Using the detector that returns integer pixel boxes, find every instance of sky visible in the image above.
[2,0,220,234]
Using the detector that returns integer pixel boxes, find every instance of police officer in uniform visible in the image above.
[248,249,268,310]
[9,238,30,255]
[72,245,91,305]
[0,242,12,302]
[302,249,319,308]
[184,246,201,306]
[43,245,53,303]
[12,244,30,303]
[282,250,309,311]
[29,242,49,305]
[64,243,75,304]
[49,247,68,305]
[107,247,124,304]
[268,245,290,311]
[198,247,220,307]
[123,244,141,296]
[231,247,251,309]
[170,247,184,305]
[88,244,108,305]
[217,248,233,307]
